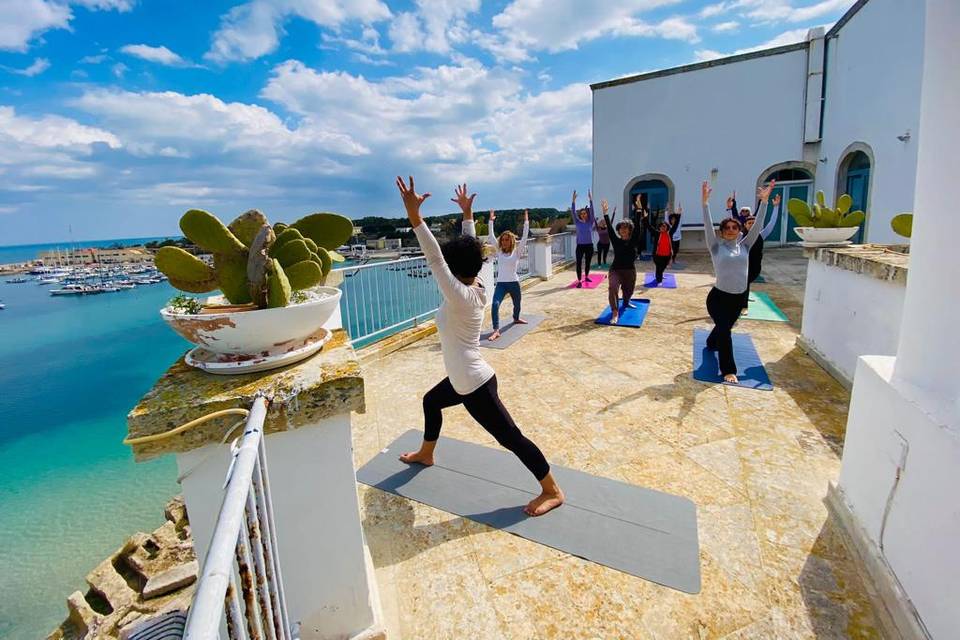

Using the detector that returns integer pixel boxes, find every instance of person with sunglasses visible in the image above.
[701,179,774,383]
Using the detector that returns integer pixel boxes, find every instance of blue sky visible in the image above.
[0,0,855,244]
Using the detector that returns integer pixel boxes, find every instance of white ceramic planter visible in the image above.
[161,286,342,356]
[530,228,550,237]
[794,227,859,243]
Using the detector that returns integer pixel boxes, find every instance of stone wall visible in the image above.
[47,497,198,640]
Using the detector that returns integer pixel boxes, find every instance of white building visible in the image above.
[592,0,921,246]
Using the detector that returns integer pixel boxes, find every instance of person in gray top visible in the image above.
[701,179,774,383]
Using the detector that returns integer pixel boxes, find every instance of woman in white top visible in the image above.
[395,176,564,517]
[487,208,530,341]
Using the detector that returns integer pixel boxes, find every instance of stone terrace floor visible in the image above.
[351,247,883,639]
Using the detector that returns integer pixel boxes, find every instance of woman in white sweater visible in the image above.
[394,176,564,517]
[487,208,530,341]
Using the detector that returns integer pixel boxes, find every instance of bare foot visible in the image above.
[399,450,435,466]
[524,489,565,517]
[488,329,502,341]
[610,312,619,325]
[625,301,637,308]
[740,308,748,316]
[723,373,739,384]
[514,318,528,325]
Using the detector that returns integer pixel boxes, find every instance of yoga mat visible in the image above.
[480,314,546,349]
[568,274,606,289]
[692,328,772,390]
[754,274,766,283]
[358,430,701,593]
[642,273,677,288]
[595,298,650,328]
[744,291,788,322]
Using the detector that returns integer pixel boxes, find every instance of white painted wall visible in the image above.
[800,259,905,381]
[177,413,377,640]
[592,48,809,228]
[819,0,924,245]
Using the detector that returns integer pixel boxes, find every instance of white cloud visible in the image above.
[0,0,131,52]
[0,106,120,151]
[694,0,854,24]
[112,62,128,78]
[3,57,51,76]
[387,0,481,54]
[206,0,392,63]
[694,22,833,61]
[120,44,192,66]
[79,53,108,64]
[712,20,740,32]
[388,12,423,53]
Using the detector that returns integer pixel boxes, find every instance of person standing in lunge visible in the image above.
[395,176,564,517]
[601,199,641,325]
[701,179,774,383]
[571,190,596,286]
[487,208,530,341]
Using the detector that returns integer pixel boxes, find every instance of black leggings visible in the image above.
[423,375,550,481]
[653,254,670,282]
[575,243,594,281]
[596,242,609,265]
[706,287,744,376]
[672,239,680,259]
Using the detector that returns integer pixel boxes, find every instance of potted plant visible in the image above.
[891,212,913,238]
[787,191,865,244]
[156,208,353,366]
[529,219,552,237]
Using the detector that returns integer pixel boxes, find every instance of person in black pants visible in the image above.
[571,190,596,286]
[632,194,648,258]
[740,193,781,313]
[595,216,610,266]
[651,219,677,283]
[601,199,641,324]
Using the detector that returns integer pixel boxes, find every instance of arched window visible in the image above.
[622,173,675,228]
[756,162,816,246]
[837,145,873,242]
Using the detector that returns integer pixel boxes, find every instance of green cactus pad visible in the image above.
[274,238,311,267]
[315,247,332,275]
[267,259,291,308]
[180,209,247,255]
[214,251,253,304]
[291,212,354,250]
[270,228,304,256]
[891,212,913,238]
[836,194,853,215]
[155,247,218,292]
[273,222,289,234]
[787,199,814,226]
[840,211,866,228]
[285,260,323,290]
[817,207,840,228]
[228,209,270,247]
[327,250,346,263]
[815,190,826,207]
[303,237,319,254]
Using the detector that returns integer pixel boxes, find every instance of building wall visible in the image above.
[592,48,809,231]
[818,0,924,244]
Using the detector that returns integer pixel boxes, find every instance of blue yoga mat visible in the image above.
[596,298,650,327]
[642,273,677,288]
[692,328,772,390]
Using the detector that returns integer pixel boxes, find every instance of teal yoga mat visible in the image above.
[744,291,788,322]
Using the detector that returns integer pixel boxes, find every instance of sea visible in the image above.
[0,238,402,639]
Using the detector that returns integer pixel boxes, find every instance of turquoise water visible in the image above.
[0,276,186,639]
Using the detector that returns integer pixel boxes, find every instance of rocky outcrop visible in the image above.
[47,497,198,640]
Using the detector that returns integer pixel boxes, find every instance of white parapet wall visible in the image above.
[798,246,907,386]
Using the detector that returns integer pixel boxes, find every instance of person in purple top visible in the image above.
[571,189,596,287]
[595,216,610,266]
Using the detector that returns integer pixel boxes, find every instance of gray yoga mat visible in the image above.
[357,429,701,593]
[480,314,545,349]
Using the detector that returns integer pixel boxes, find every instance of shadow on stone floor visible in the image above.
[598,370,708,423]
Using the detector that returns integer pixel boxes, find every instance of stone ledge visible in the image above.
[126,329,364,461]
[805,244,910,285]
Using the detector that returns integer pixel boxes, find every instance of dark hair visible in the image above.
[744,215,757,224]
[668,213,679,223]
[719,217,742,232]
[441,235,483,279]
[616,219,634,233]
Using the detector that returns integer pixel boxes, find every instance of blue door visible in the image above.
[843,152,870,243]
[629,180,669,224]
[766,182,810,245]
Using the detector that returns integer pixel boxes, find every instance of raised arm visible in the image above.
[670,204,683,235]
[451,182,477,239]
[517,209,529,253]
[398,176,473,304]
[702,181,718,251]
[487,209,497,248]
[761,194,781,239]
[587,190,596,224]
[743,181,774,248]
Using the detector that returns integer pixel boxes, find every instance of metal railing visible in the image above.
[551,232,574,266]
[492,244,531,282]
[184,397,292,640]
[335,257,442,349]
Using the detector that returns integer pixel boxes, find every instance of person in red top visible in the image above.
[652,217,678,284]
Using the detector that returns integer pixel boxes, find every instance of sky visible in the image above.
[0,0,856,245]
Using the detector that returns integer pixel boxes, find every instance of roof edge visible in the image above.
[826,0,871,38]
[591,42,808,91]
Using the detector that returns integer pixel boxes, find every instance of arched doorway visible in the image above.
[837,146,872,243]
[757,162,815,246]
[623,173,674,228]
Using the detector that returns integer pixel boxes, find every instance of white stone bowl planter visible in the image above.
[794,227,859,244]
[161,286,342,356]
[530,228,550,237]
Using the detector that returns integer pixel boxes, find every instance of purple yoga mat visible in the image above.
[568,274,606,289]
[642,273,677,288]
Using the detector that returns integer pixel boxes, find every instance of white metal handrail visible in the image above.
[184,397,291,640]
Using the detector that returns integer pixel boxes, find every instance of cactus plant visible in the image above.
[157,207,352,310]
[787,191,865,229]
[891,213,913,238]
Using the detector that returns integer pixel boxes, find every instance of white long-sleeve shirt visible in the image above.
[414,219,495,395]
[488,219,529,283]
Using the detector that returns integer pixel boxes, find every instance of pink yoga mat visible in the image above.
[568,274,606,289]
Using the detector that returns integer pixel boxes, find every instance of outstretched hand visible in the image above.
[523,209,529,221]
[489,209,496,221]
[396,175,430,225]
[726,195,734,209]
[772,194,782,207]
[702,181,713,206]
[451,183,477,219]
[600,198,609,214]
[757,180,776,203]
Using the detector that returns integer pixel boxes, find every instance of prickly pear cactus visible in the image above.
[787,191,865,229]
[891,213,913,238]
[157,207,353,309]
